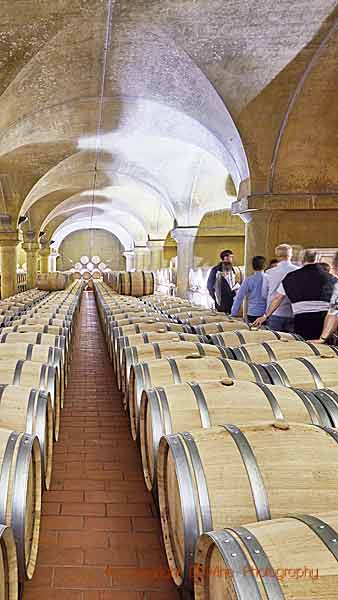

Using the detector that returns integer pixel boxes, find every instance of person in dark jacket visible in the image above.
[253,249,336,339]
[207,249,240,313]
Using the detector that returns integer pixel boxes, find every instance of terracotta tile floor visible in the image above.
[23,291,180,600]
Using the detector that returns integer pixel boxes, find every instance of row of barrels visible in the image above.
[103,270,155,296]
[94,283,338,598]
[0,288,48,327]
[0,279,83,598]
[36,271,75,292]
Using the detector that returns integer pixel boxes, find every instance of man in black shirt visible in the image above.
[253,249,336,339]
[207,249,240,313]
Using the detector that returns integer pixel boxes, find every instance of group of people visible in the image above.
[207,245,338,342]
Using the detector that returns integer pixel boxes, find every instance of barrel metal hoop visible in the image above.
[187,382,212,428]
[12,433,37,580]
[135,325,141,334]
[181,432,213,535]
[229,526,285,598]
[208,530,262,599]
[235,330,246,345]
[306,342,322,356]
[233,346,250,362]
[315,424,338,445]
[146,389,166,489]
[295,357,324,389]
[261,342,278,361]
[0,432,19,523]
[37,333,42,344]
[249,363,271,384]
[262,362,289,386]
[213,334,224,347]
[313,389,338,427]
[164,433,199,588]
[293,389,331,427]
[13,360,24,385]
[1,334,7,342]
[156,387,173,434]
[253,382,284,420]
[196,342,205,357]
[330,345,338,357]
[217,357,235,379]
[167,358,182,384]
[288,514,338,562]
[26,389,37,434]
[221,424,271,521]
[142,333,149,343]
[218,346,234,359]
[217,323,224,332]
[153,343,161,359]
[0,384,7,406]
[43,325,48,333]
[39,363,47,389]
[26,343,34,361]
[47,346,53,365]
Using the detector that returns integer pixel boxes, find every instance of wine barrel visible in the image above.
[129,356,270,439]
[118,271,155,297]
[185,314,241,327]
[195,511,338,600]
[229,340,338,363]
[209,329,300,346]
[0,343,64,396]
[157,422,338,588]
[260,356,338,390]
[121,341,229,399]
[0,386,53,489]
[195,321,249,335]
[0,428,42,580]
[115,331,208,382]
[0,325,70,353]
[36,273,67,291]
[0,361,60,441]
[0,524,18,600]
[111,322,192,360]
[140,380,331,492]
[0,333,68,376]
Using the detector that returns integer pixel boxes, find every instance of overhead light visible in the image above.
[18,215,28,226]
[50,240,55,244]
[39,231,45,238]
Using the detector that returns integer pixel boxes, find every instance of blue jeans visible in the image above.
[267,315,294,333]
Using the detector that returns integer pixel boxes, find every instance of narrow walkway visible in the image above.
[24,291,179,600]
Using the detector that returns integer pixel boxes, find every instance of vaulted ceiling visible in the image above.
[0,0,336,250]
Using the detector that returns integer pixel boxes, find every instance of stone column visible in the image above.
[232,194,338,275]
[0,232,19,298]
[49,249,58,273]
[134,247,149,271]
[123,250,136,271]
[171,227,198,298]
[147,240,165,271]
[22,242,39,289]
[39,246,50,274]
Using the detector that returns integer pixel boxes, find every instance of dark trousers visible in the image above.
[294,311,327,340]
[247,314,262,324]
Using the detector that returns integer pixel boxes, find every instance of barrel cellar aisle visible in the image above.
[23,290,179,600]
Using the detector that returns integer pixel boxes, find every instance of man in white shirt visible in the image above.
[257,243,298,332]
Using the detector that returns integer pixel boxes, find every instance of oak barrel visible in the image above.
[0,429,42,580]
[209,329,300,346]
[118,271,155,297]
[0,333,68,376]
[0,524,18,600]
[129,356,270,439]
[260,356,338,390]
[122,341,230,398]
[0,386,53,489]
[140,380,331,492]
[111,322,192,359]
[36,273,67,291]
[157,422,338,588]
[195,511,338,600]
[0,361,60,441]
[195,321,249,335]
[229,340,338,363]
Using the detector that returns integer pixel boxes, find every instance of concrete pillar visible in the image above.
[147,240,165,271]
[123,250,136,271]
[171,227,198,298]
[49,249,58,273]
[0,232,19,298]
[22,242,39,289]
[39,246,50,274]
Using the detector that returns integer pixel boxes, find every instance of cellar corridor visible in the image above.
[23,291,179,600]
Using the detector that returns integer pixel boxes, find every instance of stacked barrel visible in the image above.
[103,270,155,296]
[95,281,338,599]
[0,279,83,598]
